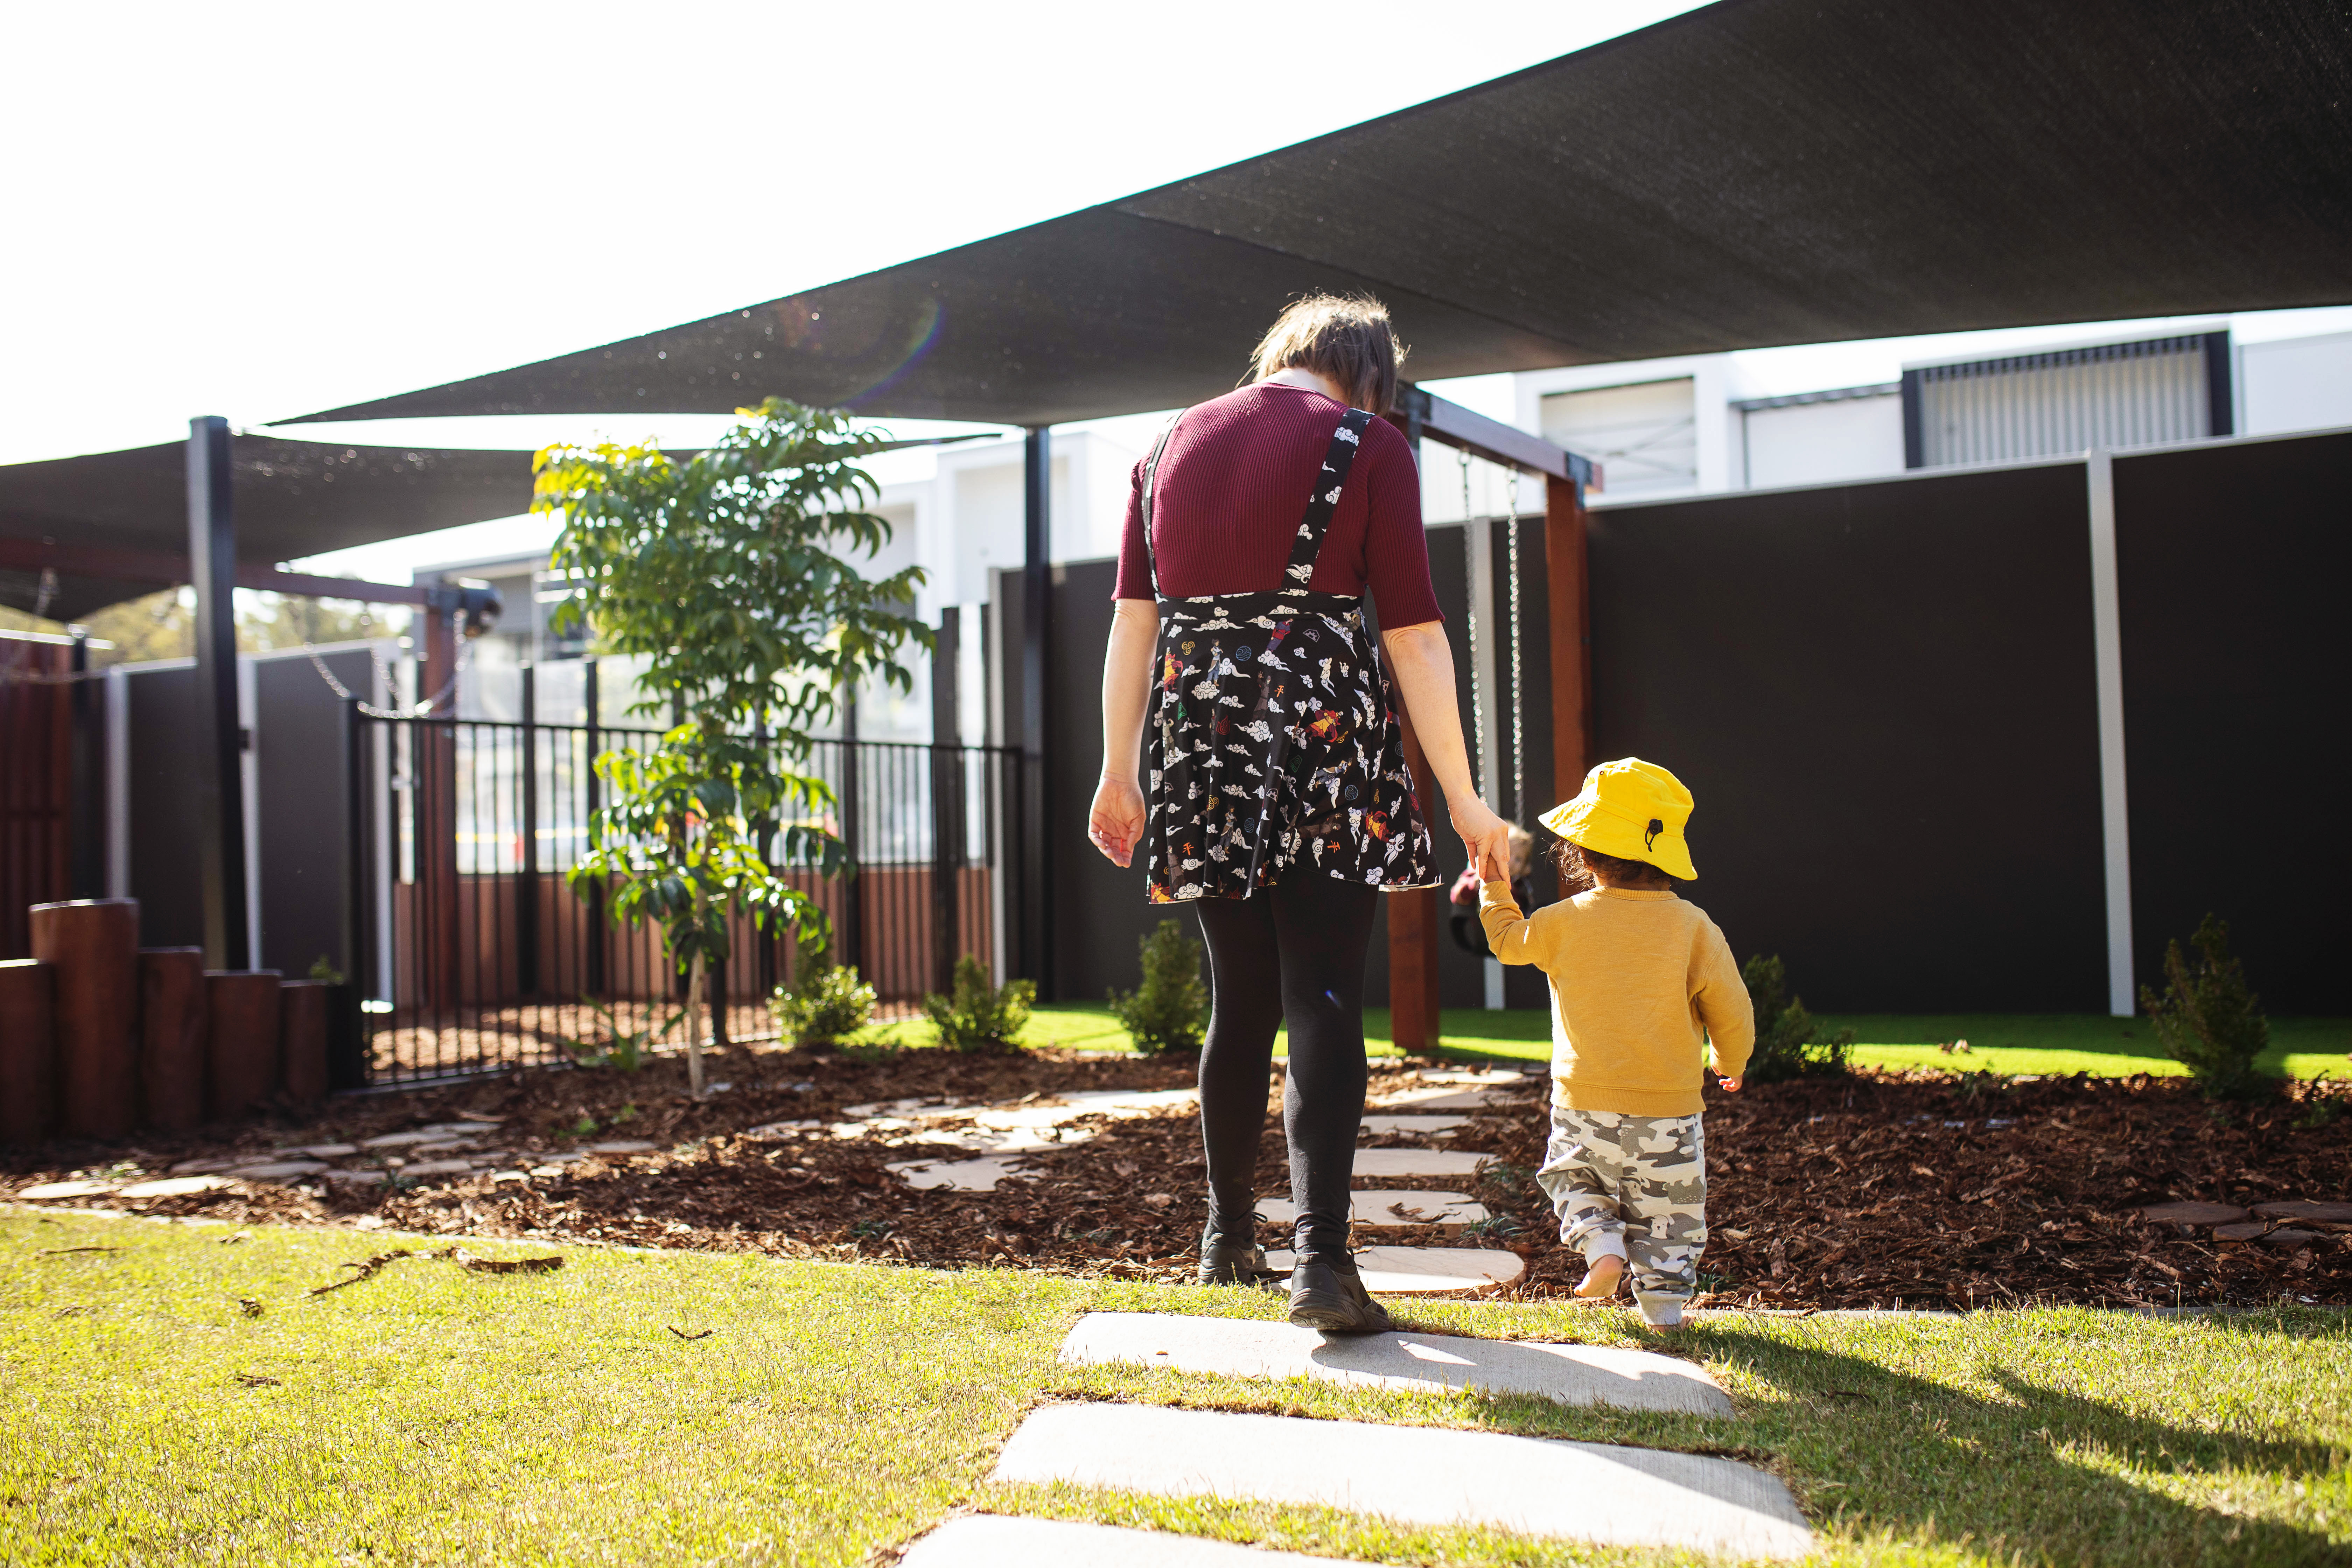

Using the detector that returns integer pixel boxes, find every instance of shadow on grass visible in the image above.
[1690,1316,2346,1567]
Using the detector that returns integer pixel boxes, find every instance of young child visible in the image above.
[1478,758,1752,1330]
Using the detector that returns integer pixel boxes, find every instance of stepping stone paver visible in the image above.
[1266,1245,1524,1294]
[326,1169,390,1186]
[585,1140,657,1155]
[1256,1191,1489,1231]
[901,1515,1328,1566]
[1061,1312,1733,1415]
[2254,1200,2352,1222]
[2264,1228,2324,1245]
[287,1144,358,1158]
[2137,1202,2248,1225]
[1361,1113,1468,1137]
[224,1161,329,1182]
[2212,1222,2269,1240]
[1350,1148,1488,1181]
[15,1181,118,1199]
[400,1160,478,1178]
[361,1130,450,1149]
[117,1175,234,1197]
[991,1404,1812,1560]
[1374,1086,1531,1113]
[169,1157,239,1174]
[887,1155,1032,1192]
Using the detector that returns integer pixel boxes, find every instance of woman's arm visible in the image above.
[1087,597,1159,867]
[1381,620,1510,879]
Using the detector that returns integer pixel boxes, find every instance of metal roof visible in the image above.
[288,0,2352,430]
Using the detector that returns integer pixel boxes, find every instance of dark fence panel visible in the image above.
[351,710,1013,1084]
[1586,461,2110,1012]
[0,637,71,958]
[2114,430,2352,1015]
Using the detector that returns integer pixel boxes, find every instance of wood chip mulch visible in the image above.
[6,1045,2346,1311]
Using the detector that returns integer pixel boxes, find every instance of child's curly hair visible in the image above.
[1548,836,1677,895]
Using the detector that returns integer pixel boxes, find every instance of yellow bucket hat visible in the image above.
[1538,757,1698,880]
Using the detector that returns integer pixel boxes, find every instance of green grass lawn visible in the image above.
[869,1003,2352,1081]
[4,1210,2345,1566]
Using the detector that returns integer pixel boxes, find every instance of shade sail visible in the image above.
[0,436,536,620]
[289,0,2352,430]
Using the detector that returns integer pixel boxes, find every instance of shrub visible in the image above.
[557,999,684,1072]
[1110,918,1210,1056]
[1739,954,1854,1083]
[770,943,876,1047]
[2141,913,2271,1101]
[923,955,1036,1054]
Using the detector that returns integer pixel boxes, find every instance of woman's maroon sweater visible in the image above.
[1112,382,1442,628]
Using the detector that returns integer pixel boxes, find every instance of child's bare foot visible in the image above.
[1574,1254,1625,1301]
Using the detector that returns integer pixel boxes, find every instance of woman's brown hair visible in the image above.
[1245,294,1407,415]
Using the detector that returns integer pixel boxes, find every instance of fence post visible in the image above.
[930,608,963,995]
[334,698,370,1089]
[839,696,864,974]
[583,657,606,1003]
[517,662,539,998]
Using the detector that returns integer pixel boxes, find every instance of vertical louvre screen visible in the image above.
[1916,336,2213,467]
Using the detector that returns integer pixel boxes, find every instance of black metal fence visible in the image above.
[346,703,1022,1084]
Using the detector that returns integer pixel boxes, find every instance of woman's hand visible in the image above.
[1449,794,1511,887]
[1089,774,1147,868]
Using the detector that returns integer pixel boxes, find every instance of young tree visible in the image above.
[533,398,928,1095]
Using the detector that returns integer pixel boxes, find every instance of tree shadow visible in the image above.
[1693,1320,2345,1567]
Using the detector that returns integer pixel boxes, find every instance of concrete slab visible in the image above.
[1266,1246,1523,1294]
[2254,1200,2352,1222]
[325,1169,390,1186]
[168,1157,239,1174]
[991,1404,1811,1560]
[1062,1313,1734,1416]
[224,1161,330,1182]
[2137,1201,2248,1225]
[887,1155,1032,1192]
[1256,1192,1489,1231]
[16,1181,119,1199]
[1350,1148,1488,1181]
[1361,1114,1468,1137]
[399,1160,479,1178]
[900,1515,1329,1567]
[287,1144,358,1158]
[586,1140,658,1155]
[116,1175,234,1197]
[360,1130,451,1148]
[1373,1084,1528,1112]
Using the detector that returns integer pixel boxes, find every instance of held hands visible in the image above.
[1449,795,1511,890]
[1088,775,1147,868]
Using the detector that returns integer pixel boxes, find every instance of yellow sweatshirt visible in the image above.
[1479,881,1755,1116]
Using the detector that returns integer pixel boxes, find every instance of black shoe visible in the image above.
[1199,1223,1277,1287]
[1286,1251,1394,1333]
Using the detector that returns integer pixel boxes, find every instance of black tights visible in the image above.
[1194,874,1379,1258]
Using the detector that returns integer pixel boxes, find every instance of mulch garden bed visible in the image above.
[5,1044,2346,1311]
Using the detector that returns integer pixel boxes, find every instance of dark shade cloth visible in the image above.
[288,0,2352,430]
[1114,383,1440,627]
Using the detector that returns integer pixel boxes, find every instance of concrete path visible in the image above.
[1350,1148,1488,1181]
[1265,1245,1523,1294]
[1256,1192,1488,1232]
[899,1516,1328,1566]
[992,1404,1812,1560]
[1060,1313,1734,1416]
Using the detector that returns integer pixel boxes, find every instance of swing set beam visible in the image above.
[1383,388,1596,1053]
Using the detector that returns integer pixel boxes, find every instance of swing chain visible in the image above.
[1459,445,1488,803]
[1502,472,1525,824]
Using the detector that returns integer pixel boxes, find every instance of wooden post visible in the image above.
[1544,474,1594,892]
[29,899,139,1138]
[278,978,331,1110]
[1387,708,1444,1054]
[139,947,208,1132]
[205,970,282,1121]
[0,959,55,1146]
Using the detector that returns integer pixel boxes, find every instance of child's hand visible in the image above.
[1478,843,1507,883]
[1716,1074,1742,1093]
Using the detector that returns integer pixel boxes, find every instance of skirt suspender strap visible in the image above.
[1141,405,1374,603]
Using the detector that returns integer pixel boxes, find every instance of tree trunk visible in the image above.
[685,951,708,1099]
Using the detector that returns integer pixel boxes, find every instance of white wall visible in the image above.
[2240,330,2352,436]
[1741,393,1906,489]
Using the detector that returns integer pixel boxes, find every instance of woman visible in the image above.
[1088,294,1509,1332]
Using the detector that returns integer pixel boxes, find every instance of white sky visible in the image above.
[8,0,2348,587]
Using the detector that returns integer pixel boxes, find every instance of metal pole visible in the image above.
[840,688,863,975]
[67,629,101,898]
[336,697,370,1089]
[187,415,249,970]
[1019,426,1052,996]
[930,606,963,995]
[583,656,606,999]
[518,662,540,997]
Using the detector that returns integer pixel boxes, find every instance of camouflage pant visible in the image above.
[1536,1105,1707,1322]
